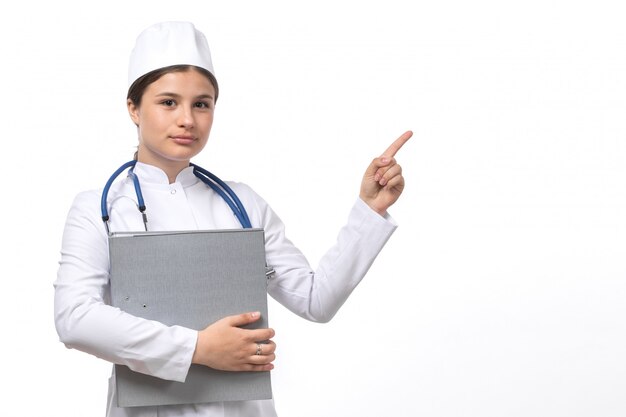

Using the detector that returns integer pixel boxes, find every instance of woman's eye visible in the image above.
[162,99,175,106]
[194,101,211,109]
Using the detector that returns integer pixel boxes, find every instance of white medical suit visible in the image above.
[54,162,396,417]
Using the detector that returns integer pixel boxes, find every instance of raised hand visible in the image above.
[360,130,413,216]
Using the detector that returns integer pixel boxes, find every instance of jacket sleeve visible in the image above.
[243,186,397,323]
[53,191,197,382]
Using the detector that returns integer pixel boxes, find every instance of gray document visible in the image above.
[108,228,272,407]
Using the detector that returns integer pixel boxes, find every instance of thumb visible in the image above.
[225,311,262,327]
[364,156,391,178]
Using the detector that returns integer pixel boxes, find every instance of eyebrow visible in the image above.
[156,92,214,100]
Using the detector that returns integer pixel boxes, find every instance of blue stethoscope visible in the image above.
[101,160,252,234]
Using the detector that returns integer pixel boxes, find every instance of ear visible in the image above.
[127,99,140,126]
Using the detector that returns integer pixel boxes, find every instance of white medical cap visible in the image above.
[128,21,215,88]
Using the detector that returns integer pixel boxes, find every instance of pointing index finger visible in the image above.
[382,130,413,157]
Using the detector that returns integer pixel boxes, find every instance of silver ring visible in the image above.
[255,343,262,356]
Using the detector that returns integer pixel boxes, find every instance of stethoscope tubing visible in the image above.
[101,160,252,234]
[191,163,251,228]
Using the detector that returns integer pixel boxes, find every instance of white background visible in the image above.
[1,1,625,416]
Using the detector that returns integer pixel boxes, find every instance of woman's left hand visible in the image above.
[360,130,413,216]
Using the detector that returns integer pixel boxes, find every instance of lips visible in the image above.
[170,135,196,145]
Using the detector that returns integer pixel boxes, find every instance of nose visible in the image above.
[177,106,194,129]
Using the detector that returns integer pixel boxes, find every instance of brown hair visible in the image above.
[127,64,219,106]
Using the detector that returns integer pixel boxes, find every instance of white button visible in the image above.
[170,189,177,195]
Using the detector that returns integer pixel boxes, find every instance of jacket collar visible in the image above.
[132,162,199,188]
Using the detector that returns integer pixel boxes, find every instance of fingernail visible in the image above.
[374,173,380,181]
[381,157,388,163]
[251,312,260,318]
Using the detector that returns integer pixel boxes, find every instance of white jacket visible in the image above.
[54,162,396,417]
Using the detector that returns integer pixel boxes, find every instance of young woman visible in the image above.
[54,21,412,417]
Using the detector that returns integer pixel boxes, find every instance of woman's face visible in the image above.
[128,68,215,173]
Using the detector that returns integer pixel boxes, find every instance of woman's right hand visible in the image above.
[191,312,276,372]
